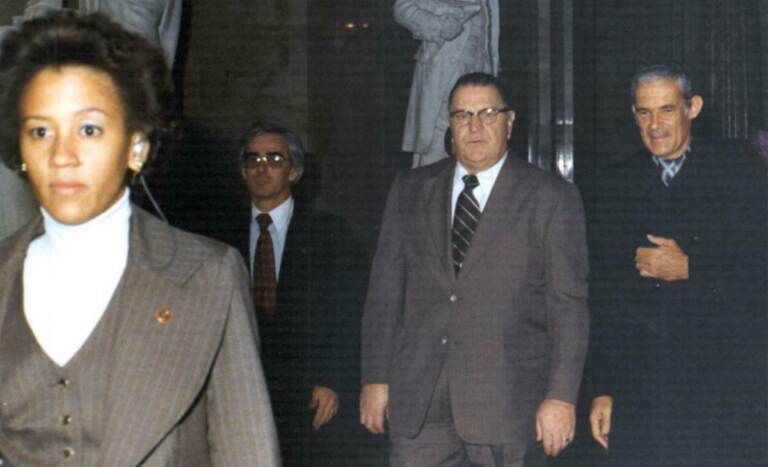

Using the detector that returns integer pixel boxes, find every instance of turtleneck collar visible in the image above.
[24,188,133,367]
[40,188,132,253]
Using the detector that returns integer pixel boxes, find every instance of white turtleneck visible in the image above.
[23,189,132,367]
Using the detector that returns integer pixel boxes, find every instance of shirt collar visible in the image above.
[251,196,294,234]
[454,152,507,188]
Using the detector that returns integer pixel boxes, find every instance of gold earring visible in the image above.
[20,162,27,172]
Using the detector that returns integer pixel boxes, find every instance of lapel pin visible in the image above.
[155,307,173,324]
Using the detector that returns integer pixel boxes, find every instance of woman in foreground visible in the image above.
[0,11,279,466]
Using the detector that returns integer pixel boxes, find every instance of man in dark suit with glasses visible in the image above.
[234,121,367,466]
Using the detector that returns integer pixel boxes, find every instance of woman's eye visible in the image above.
[81,124,101,137]
[30,127,48,138]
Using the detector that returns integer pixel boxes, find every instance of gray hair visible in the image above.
[238,120,305,181]
[630,64,694,110]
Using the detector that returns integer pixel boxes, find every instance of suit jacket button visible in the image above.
[63,447,75,458]
[441,337,448,345]
[449,294,458,303]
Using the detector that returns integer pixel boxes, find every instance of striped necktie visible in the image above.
[452,174,481,274]
[253,213,277,319]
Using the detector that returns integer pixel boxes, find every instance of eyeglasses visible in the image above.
[242,152,290,169]
[449,107,511,126]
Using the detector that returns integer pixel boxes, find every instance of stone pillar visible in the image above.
[0,2,38,239]
[0,165,36,239]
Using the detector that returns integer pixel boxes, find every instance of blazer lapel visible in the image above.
[422,162,455,280]
[0,217,43,341]
[458,156,532,279]
[100,208,229,465]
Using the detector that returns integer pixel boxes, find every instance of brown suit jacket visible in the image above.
[361,156,589,447]
[0,207,280,466]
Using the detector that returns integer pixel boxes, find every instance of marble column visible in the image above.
[0,165,36,239]
[0,2,37,239]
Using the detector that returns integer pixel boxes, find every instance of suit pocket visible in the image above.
[504,332,550,362]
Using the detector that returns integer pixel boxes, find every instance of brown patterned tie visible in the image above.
[253,213,277,319]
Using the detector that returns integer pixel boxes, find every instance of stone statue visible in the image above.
[0,6,37,240]
[0,165,36,241]
[20,0,182,66]
[394,0,500,167]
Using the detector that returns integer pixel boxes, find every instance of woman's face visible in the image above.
[19,65,147,225]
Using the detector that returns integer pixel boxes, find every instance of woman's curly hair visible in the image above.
[0,10,173,171]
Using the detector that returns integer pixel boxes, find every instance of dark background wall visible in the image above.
[574,0,764,192]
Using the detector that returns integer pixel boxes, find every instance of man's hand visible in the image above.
[309,386,339,431]
[535,398,575,456]
[360,383,389,434]
[635,234,689,281]
[589,396,612,450]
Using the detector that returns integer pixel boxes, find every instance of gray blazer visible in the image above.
[0,207,280,466]
[361,156,589,447]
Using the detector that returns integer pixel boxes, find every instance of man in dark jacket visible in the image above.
[232,121,367,466]
[588,64,767,466]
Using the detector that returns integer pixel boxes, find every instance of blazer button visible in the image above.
[441,337,448,345]
[58,378,70,388]
[63,447,75,458]
[449,294,458,303]
[62,414,72,425]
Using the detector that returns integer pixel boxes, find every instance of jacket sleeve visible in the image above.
[543,181,590,404]
[686,150,767,306]
[310,217,367,395]
[207,248,280,466]
[361,175,407,385]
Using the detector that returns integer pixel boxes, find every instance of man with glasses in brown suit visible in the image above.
[361,72,590,467]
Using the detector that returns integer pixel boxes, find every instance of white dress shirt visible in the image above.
[23,189,131,367]
[451,153,508,221]
[249,197,294,280]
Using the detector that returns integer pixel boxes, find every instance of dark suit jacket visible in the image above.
[232,204,366,435]
[587,142,768,463]
[362,156,590,447]
[0,207,279,466]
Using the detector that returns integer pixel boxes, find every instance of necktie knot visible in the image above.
[256,213,272,232]
[653,154,687,187]
[463,174,479,191]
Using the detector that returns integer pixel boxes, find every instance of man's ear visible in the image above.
[506,110,516,139]
[288,166,300,183]
[687,95,703,120]
[127,133,150,173]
